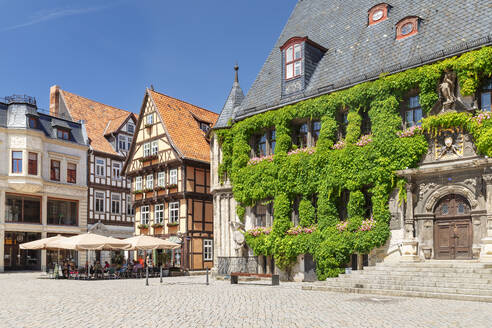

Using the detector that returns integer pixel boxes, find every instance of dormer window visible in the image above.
[28,117,38,129]
[368,4,389,26]
[396,17,419,40]
[285,43,302,80]
[200,122,210,133]
[57,128,69,140]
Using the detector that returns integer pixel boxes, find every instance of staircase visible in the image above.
[302,261,492,302]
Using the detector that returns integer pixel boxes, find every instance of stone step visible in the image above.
[319,280,492,296]
[346,270,492,279]
[364,266,492,274]
[333,277,492,289]
[302,285,492,303]
[376,261,491,269]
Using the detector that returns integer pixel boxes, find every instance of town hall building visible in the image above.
[211,0,492,283]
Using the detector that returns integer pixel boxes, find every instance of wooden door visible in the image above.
[434,195,472,260]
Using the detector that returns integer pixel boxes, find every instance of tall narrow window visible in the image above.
[269,130,276,155]
[404,95,423,127]
[67,163,76,184]
[155,204,164,223]
[254,133,267,157]
[127,137,133,150]
[126,195,134,215]
[204,239,213,261]
[146,174,154,190]
[95,191,105,213]
[312,121,321,145]
[118,135,127,151]
[141,205,149,224]
[143,143,151,157]
[170,169,178,185]
[12,151,22,173]
[28,152,37,175]
[111,193,121,214]
[169,202,179,223]
[296,123,309,148]
[135,176,142,191]
[50,160,60,181]
[95,158,105,176]
[285,43,302,79]
[480,79,492,112]
[158,171,166,187]
[151,141,158,155]
[112,162,121,179]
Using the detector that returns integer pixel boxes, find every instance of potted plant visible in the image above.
[167,184,178,191]
[152,223,164,234]
[138,224,149,234]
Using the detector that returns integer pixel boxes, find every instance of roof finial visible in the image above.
[150,84,155,91]
[234,63,239,83]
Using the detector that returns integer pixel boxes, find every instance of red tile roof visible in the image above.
[59,90,137,156]
[148,90,218,163]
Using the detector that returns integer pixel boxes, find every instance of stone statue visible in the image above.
[439,71,456,108]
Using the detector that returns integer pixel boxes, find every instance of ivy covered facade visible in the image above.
[211,0,492,281]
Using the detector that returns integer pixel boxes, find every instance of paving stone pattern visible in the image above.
[0,273,491,328]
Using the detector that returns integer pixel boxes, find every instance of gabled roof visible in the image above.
[148,89,218,163]
[236,0,492,119]
[58,89,137,156]
[214,66,245,129]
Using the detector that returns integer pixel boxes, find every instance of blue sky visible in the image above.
[0,0,297,114]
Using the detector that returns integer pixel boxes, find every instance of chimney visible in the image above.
[49,85,60,117]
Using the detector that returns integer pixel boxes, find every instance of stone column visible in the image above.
[41,231,47,272]
[479,174,492,262]
[0,190,5,272]
[0,229,4,272]
[400,182,420,262]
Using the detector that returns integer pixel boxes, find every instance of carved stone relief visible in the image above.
[434,128,464,160]
[439,70,457,111]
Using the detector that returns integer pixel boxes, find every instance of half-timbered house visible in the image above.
[123,88,218,271]
[49,86,137,263]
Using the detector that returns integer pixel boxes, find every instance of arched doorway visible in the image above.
[434,194,472,260]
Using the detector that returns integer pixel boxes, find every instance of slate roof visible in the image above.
[148,89,219,163]
[58,89,137,156]
[235,0,492,120]
[0,97,86,145]
[215,67,245,129]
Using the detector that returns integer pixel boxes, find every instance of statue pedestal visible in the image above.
[399,239,421,262]
[479,237,492,262]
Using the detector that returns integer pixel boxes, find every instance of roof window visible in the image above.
[368,4,389,26]
[396,17,419,40]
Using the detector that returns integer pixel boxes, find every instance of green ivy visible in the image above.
[215,46,492,280]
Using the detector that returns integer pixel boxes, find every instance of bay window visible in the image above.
[12,151,22,173]
[28,152,37,175]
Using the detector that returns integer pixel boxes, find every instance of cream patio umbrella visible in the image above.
[50,232,130,251]
[122,235,180,251]
[19,235,68,250]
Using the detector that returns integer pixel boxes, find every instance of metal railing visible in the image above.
[1,94,36,106]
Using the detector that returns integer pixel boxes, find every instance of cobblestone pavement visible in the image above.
[1,272,492,328]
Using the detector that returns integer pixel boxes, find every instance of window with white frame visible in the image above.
[151,140,158,155]
[95,191,105,213]
[169,202,179,223]
[95,158,105,176]
[158,171,166,187]
[111,193,121,214]
[143,143,151,157]
[146,114,153,125]
[127,122,135,133]
[155,204,164,223]
[127,137,133,150]
[127,195,134,215]
[170,169,178,185]
[204,239,213,261]
[135,176,142,191]
[146,174,153,190]
[141,205,149,224]
[118,135,127,151]
[112,161,121,179]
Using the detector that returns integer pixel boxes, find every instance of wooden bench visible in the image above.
[230,272,279,286]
